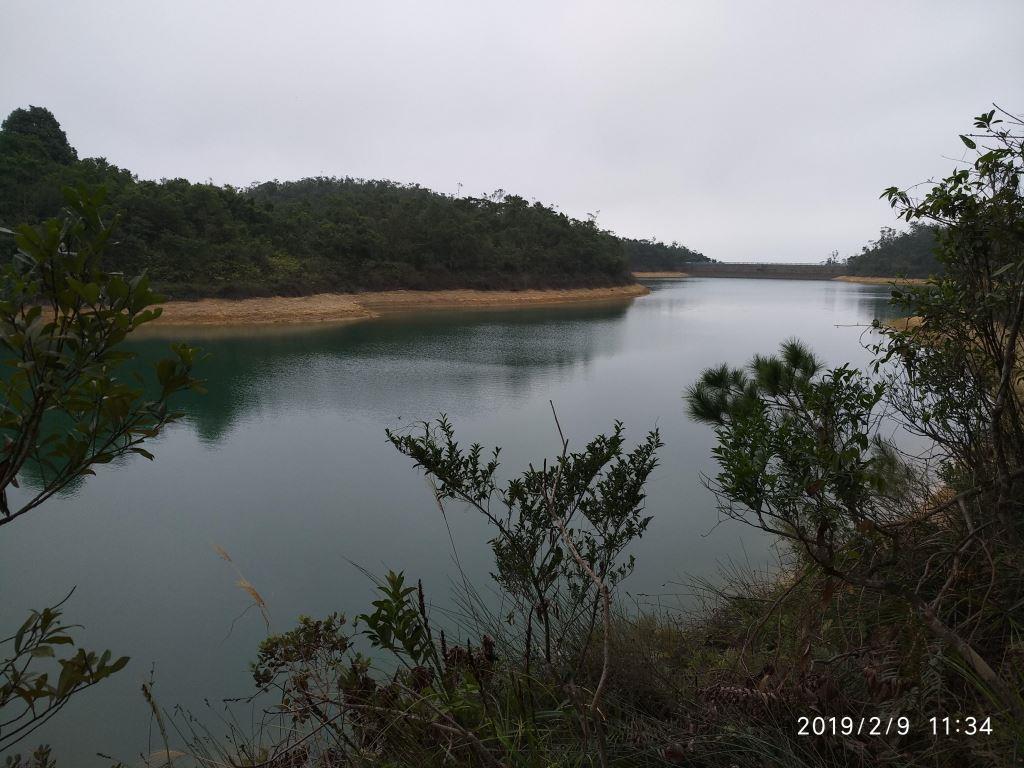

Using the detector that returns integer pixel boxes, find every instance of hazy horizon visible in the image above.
[2,1,1022,262]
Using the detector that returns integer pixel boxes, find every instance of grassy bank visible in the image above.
[150,284,651,326]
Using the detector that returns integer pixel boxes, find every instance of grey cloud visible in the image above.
[2,0,1021,261]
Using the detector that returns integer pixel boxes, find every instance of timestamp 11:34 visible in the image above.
[930,716,993,736]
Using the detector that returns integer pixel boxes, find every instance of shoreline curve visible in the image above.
[148,285,651,327]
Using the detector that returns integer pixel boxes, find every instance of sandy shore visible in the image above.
[150,285,650,326]
[834,275,929,286]
[632,271,688,279]
[885,316,925,331]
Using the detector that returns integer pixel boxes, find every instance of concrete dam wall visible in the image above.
[683,262,845,280]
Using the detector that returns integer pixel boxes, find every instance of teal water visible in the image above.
[1,278,898,761]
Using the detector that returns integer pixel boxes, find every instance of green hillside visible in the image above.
[0,106,705,297]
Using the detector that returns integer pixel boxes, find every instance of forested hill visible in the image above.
[0,106,707,297]
[843,223,942,278]
[621,237,706,271]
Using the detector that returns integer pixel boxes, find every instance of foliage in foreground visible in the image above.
[0,186,200,528]
[164,418,660,767]
[0,189,201,756]
[682,108,1024,763]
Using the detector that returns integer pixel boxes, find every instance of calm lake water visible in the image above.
[2,277,899,761]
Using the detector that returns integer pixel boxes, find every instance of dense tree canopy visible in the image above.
[0,106,78,166]
[0,107,708,297]
[842,222,941,277]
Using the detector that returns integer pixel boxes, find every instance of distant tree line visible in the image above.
[0,106,706,298]
[621,237,708,271]
[842,222,942,277]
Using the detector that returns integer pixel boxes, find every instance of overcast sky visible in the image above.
[2,1,1022,262]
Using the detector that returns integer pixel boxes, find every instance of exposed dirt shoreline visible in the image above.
[149,285,651,327]
[632,271,689,279]
[833,275,930,286]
